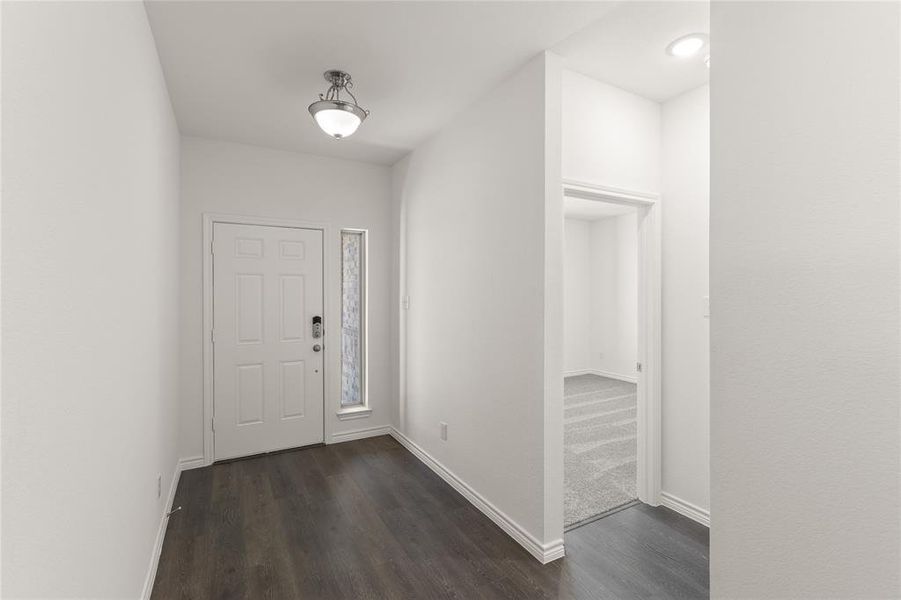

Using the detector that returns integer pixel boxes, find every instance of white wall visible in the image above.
[564,214,638,380]
[711,2,900,598]
[562,69,660,192]
[564,218,592,372]
[1,2,181,597]
[590,213,638,379]
[393,53,562,552]
[661,84,709,513]
[179,137,393,459]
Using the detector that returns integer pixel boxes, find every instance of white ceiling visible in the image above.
[564,197,636,220]
[552,1,709,102]
[144,1,617,165]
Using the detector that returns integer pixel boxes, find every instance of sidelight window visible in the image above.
[340,230,366,408]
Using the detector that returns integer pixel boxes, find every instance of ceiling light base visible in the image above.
[323,70,352,87]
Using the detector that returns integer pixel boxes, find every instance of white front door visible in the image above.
[212,222,324,460]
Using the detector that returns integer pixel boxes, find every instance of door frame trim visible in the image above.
[561,179,662,506]
[201,213,330,466]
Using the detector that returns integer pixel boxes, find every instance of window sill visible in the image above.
[336,406,372,421]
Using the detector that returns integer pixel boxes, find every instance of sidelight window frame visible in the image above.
[337,228,370,419]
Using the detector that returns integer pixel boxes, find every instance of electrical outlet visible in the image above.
[440,422,448,441]
[157,475,161,499]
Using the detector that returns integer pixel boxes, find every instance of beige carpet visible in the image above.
[564,374,637,527]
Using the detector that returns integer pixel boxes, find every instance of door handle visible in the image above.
[313,344,322,352]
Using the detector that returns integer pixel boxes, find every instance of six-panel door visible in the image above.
[213,223,324,460]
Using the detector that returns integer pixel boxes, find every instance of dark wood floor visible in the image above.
[152,435,708,599]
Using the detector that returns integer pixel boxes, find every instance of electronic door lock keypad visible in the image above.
[312,316,322,338]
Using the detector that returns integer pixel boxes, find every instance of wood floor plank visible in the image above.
[152,436,709,599]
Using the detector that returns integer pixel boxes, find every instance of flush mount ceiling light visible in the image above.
[666,33,708,58]
[308,70,369,139]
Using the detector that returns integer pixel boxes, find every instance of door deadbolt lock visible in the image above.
[312,315,322,338]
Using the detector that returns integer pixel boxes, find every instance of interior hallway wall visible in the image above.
[178,137,393,459]
[393,53,563,553]
[711,2,900,597]
[562,69,660,192]
[1,3,181,597]
[661,84,709,514]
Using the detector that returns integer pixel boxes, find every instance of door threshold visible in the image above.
[213,442,325,465]
[565,499,641,532]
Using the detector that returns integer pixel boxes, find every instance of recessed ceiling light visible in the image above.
[666,34,708,58]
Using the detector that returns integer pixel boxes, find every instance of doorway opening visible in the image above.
[561,182,661,530]
[563,197,638,528]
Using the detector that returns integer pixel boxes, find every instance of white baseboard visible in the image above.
[659,491,710,527]
[563,368,594,377]
[594,369,638,384]
[563,368,637,384]
[330,424,392,444]
[389,427,564,564]
[141,457,186,599]
[178,455,206,471]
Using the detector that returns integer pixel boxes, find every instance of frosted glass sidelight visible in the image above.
[341,231,365,407]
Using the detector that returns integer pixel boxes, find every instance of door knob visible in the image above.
[313,344,322,352]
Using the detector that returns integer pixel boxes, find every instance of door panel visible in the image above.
[213,222,324,460]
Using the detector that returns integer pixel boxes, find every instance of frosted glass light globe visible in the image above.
[313,108,362,139]
[308,99,367,139]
